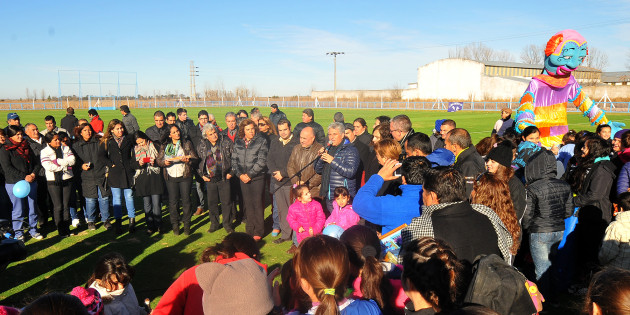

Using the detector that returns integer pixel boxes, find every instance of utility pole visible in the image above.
[326,52,344,104]
[190,61,199,101]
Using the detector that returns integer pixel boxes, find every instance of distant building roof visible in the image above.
[601,71,630,83]
[481,60,601,72]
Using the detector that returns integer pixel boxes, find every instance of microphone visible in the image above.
[325,140,333,152]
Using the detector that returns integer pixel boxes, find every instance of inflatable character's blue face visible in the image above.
[544,41,588,76]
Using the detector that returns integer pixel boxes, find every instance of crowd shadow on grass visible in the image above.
[0,213,173,307]
[131,233,202,303]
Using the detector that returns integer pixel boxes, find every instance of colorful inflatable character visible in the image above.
[515,29,624,148]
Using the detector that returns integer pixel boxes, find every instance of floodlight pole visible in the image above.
[326,52,344,106]
[190,61,199,102]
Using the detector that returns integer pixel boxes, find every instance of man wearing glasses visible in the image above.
[390,115,415,156]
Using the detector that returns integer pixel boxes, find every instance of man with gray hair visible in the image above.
[293,108,326,146]
[221,112,238,143]
[314,122,360,212]
[390,114,414,156]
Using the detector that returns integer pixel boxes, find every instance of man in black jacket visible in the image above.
[353,118,373,146]
[120,105,140,136]
[344,123,376,185]
[401,167,512,265]
[60,107,79,137]
[293,108,326,146]
[445,128,485,197]
[269,104,287,127]
[268,119,299,243]
[24,123,51,227]
[145,111,169,146]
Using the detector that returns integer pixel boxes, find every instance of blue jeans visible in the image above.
[530,231,564,297]
[85,187,110,223]
[6,182,38,237]
[111,187,135,219]
[271,180,280,230]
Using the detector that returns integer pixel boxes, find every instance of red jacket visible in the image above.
[287,200,326,243]
[152,253,267,315]
[90,115,104,133]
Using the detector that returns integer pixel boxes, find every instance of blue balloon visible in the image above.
[322,225,344,239]
[13,180,30,198]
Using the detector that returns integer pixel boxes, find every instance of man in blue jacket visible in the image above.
[353,156,431,234]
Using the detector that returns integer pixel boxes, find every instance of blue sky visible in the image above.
[1,1,629,99]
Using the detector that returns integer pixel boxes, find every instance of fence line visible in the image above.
[1,100,630,113]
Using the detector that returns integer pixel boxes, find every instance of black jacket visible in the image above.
[176,118,202,148]
[314,142,360,198]
[61,114,79,136]
[356,131,373,147]
[27,136,46,177]
[73,137,110,198]
[269,110,287,127]
[523,150,574,233]
[453,146,485,197]
[574,159,616,223]
[0,141,41,184]
[145,125,169,146]
[231,133,268,179]
[103,136,139,189]
[508,176,526,222]
[267,134,299,186]
[293,121,326,146]
[197,136,233,181]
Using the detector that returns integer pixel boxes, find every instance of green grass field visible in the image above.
[0,106,624,310]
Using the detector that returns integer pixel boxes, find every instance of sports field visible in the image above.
[0,106,623,310]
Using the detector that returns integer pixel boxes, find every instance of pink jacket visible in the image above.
[287,200,326,243]
[325,201,360,230]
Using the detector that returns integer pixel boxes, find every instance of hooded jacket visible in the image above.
[574,159,616,223]
[523,150,574,233]
[598,210,630,270]
[324,200,360,230]
[453,146,485,197]
[287,200,326,243]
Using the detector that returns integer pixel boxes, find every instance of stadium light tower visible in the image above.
[326,52,344,104]
[190,61,199,101]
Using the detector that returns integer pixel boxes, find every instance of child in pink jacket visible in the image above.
[325,186,360,230]
[287,185,326,244]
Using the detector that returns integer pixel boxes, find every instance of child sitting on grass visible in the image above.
[287,185,326,244]
[325,186,360,230]
[86,252,146,315]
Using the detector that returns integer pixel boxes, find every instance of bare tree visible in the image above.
[520,44,544,64]
[40,89,45,101]
[494,50,514,62]
[448,42,511,62]
[626,50,630,70]
[583,47,609,70]
[390,83,402,100]
[25,88,30,100]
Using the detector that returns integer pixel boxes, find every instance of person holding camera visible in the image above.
[133,131,164,234]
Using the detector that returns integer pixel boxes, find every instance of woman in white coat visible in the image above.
[40,131,76,238]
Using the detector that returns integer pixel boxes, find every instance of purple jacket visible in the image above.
[618,162,630,196]
[287,200,326,243]
[324,201,360,230]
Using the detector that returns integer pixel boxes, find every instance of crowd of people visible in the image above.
[1,104,630,314]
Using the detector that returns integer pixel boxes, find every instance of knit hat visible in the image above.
[434,119,447,133]
[486,142,514,168]
[614,129,630,139]
[70,286,103,315]
[196,258,273,315]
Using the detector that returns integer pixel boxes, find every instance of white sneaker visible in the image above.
[72,219,80,228]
